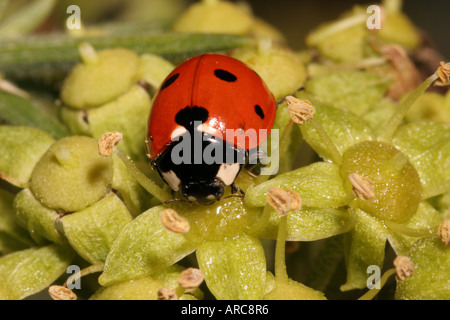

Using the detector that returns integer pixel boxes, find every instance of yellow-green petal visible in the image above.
[196,234,266,300]
[395,237,450,300]
[341,208,388,291]
[246,162,351,209]
[14,188,62,244]
[0,126,54,188]
[60,193,132,264]
[0,244,74,300]
[99,205,196,286]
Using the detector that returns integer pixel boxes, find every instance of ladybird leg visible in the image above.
[231,183,245,196]
[245,148,267,177]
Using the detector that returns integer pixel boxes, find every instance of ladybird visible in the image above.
[147,54,276,205]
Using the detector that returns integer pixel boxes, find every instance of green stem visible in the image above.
[378,73,439,142]
[357,268,396,300]
[275,214,289,283]
[310,118,343,165]
[65,263,104,288]
[114,148,172,204]
[247,204,273,236]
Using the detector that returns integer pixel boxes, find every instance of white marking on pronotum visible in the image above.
[161,170,181,191]
[197,123,220,136]
[216,163,240,186]
[171,126,188,140]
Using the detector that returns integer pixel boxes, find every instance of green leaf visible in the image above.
[61,193,132,264]
[0,244,74,300]
[341,208,388,291]
[14,188,62,244]
[392,122,450,199]
[0,188,34,254]
[0,93,69,140]
[99,205,196,286]
[0,125,54,187]
[258,207,355,241]
[245,162,351,208]
[0,33,253,84]
[196,234,266,300]
[297,93,375,162]
[395,237,450,300]
[304,70,390,116]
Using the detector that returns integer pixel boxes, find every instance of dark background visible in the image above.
[244,0,450,58]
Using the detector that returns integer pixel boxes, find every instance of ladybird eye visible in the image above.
[214,69,237,82]
[160,73,179,90]
[254,105,265,119]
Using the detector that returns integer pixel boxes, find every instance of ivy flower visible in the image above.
[245,62,450,294]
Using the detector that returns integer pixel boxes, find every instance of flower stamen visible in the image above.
[178,268,204,290]
[48,285,77,300]
[159,208,190,234]
[438,219,450,246]
[434,61,450,86]
[393,255,414,280]
[98,131,123,157]
[266,186,302,216]
[348,173,375,200]
[285,96,315,125]
[157,287,178,300]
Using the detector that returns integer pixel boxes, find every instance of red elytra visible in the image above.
[146,54,276,159]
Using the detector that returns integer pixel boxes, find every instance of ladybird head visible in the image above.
[181,178,225,205]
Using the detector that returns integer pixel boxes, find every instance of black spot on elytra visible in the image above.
[175,106,209,129]
[254,105,265,119]
[160,73,179,90]
[214,69,237,82]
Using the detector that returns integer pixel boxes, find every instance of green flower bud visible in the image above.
[173,0,253,34]
[30,136,113,213]
[61,46,139,110]
[232,46,307,100]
